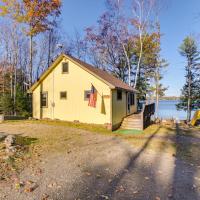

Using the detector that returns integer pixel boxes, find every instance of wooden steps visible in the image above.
[120,113,143,130]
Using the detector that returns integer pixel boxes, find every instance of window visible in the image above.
[60,91,67,100]
[117,90,122,100]
[41,92,48,107]
[130,93,135,105]
[84,90,91,100]
[62,62,69,73]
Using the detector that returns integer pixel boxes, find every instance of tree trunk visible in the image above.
[134,30,143,88]
[155,74,159,119]
[187,66,191,122]
[13,63,17,116]
[29,35,33,87]
[122,43,131,86]
[47,29,52,68]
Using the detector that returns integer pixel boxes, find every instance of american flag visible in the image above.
[88,85,97,107]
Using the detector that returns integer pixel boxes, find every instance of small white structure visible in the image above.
[0,114,4,123]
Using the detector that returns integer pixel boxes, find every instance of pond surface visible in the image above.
[157,100,195,120]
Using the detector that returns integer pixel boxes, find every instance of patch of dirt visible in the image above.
[0,122,200,200]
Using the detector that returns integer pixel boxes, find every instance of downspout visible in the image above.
[52,70,55,119]
[40,83,43,119]
[110,89,113,130]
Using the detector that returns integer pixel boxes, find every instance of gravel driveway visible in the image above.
[0,122,200,200]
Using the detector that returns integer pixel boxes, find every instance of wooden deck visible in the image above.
[120,103,155,130]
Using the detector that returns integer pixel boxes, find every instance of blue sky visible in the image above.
[61,0,200,96]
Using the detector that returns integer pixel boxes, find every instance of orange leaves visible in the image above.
[0,0,61,36]
[22,0,61,35]
[0,0,16,16]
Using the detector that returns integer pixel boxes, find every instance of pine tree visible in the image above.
[177,36,200,122]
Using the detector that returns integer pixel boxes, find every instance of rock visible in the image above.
[100,195,109,200]
[4,135,16,152]
[5,135,15,145]
[5,146,16,154]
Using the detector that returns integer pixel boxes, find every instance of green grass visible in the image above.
[114,129,143,135]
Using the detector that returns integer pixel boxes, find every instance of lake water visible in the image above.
[157,100,195,120]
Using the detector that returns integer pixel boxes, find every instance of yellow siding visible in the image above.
[33,58,111,125]
[112,90,137,128]
[32,85,41,119]
[112,90,126,126]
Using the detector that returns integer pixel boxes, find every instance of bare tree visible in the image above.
[131,0,158,88]
[69,29,87,61]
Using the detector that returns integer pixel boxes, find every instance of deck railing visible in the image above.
[141,103,155,129]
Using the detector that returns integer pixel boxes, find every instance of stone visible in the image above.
[4,135,16,154]
[4,135,16,147]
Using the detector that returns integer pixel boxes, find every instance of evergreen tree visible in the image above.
[0,86,31,117]
[15,86,31,117]
[177,36,200,122]
[0,93,14,115]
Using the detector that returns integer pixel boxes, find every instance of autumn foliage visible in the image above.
[0,0,61,36]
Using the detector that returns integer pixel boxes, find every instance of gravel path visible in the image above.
[0,122,200,200]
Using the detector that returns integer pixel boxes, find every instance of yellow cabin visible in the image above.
[29,54,137,130]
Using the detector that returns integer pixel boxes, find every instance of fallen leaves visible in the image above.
[194,176,200,181]
[96,174,101,179]
[41,193,49,200]
[24,180,38,193]
[108,179,112,183]
[48,182,57,188]
[115,185,125,193]
[85,172,91,176]
[15,181,25,190]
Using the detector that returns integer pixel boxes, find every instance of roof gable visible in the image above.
[29,54,137,93]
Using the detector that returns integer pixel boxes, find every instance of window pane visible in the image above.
[62,62,68,73]
[60,91,67,99]
[41,92,48,107]
[117,90,122,100]
[130,93,135,105]
[84,90,91,100]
